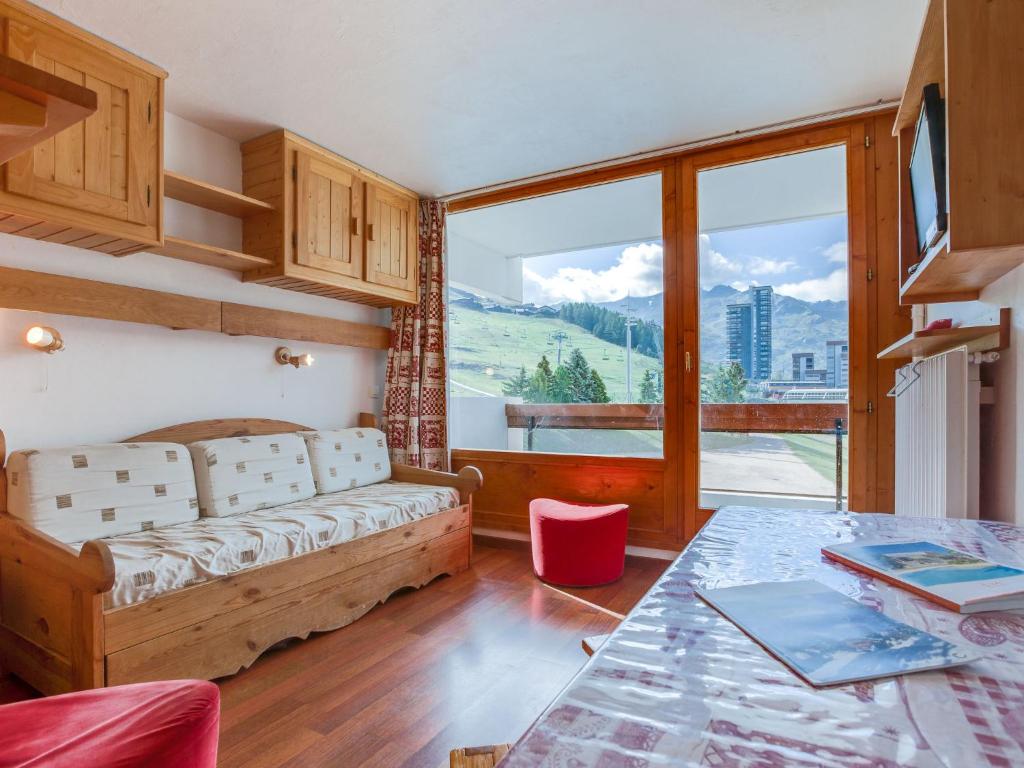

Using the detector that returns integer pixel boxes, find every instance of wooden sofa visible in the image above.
[0,416,481,695]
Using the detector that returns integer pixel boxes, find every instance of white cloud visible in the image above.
[749,257,796,276]
[698,234,796,289]
[698,234,740,289]
[777,268,848,302]
[823,241,848,264]
[523,242,663,304]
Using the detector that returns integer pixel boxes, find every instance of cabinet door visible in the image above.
[294,151,363,278]
[3,19,158,230]
[365,183,417,295]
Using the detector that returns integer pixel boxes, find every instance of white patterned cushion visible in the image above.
[5,443,199,544]
[92,481,460,607]
[301,428,390,493]
[188,433,315,517]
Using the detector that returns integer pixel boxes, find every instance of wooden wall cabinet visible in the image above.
[242,130,419,307]
[0,0,165,255]
[895,0,1024,304]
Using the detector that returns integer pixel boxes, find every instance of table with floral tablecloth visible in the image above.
[503,507,1024,767]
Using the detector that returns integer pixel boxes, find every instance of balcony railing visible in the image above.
[505,402,847,509]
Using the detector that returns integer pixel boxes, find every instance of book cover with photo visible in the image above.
[696,580,977,687]
[823,540,1024,613]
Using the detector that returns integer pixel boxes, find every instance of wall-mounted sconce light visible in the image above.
[275,346,314,368]
[25,326,64,353]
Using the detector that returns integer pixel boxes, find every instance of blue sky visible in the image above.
[521,213,849,305]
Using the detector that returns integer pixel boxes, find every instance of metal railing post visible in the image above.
[527,416,536,452]
[834,418,843,511]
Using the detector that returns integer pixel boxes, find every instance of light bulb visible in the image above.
[25,326,63,353]
[26,326,50,346]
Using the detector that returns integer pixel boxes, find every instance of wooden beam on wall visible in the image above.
[0,266,391,350]
[221,303,390,350]
[0,266,221,332]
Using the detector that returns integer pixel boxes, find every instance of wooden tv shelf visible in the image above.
[900,234,1024,304]
[877,307,1010,360]
[164,170,275,218]
[895,0,1024,305]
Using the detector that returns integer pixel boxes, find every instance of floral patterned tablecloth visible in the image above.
[503,507,1024,767]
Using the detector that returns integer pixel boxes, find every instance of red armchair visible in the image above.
[0,680,220,768]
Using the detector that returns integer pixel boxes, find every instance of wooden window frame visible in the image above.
[449,111,907,551]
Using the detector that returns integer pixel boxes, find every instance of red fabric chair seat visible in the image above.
[529,498,629,587]
[0,680,220,768]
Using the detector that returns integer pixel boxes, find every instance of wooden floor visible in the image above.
[0,538,667,768]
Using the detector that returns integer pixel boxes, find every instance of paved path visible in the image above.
[701,433,834,497]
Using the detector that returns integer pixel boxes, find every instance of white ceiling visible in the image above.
[449,174,662,258]
[448,145,847,259]
[35,0,926,197]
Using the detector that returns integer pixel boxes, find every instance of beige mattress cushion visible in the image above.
[89,481,460,607]
[5,442,199,544]
[301,427,391,493]
[188,433,315,517]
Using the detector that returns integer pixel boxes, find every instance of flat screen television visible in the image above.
[909,83,947,255]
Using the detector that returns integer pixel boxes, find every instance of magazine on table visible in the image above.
[696,579,976,687]
[822,540,1024,613]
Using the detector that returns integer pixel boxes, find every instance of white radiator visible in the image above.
[894,347,980,519]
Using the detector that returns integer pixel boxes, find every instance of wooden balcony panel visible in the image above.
[505,402,846,434]
[701,403,847,434]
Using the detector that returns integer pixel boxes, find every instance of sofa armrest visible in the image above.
[390,464,483,506]
[0,513,114,594]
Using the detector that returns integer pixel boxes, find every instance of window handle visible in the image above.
[685,351,692,373]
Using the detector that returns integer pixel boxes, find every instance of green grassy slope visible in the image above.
[449,305,663,401]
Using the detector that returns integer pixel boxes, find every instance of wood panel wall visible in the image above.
[451,111,909,551]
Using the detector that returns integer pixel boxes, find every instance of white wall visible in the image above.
[927,265,1024,525]
[449,395,523,450]
[447,230,522,304]
[0,114,389,453]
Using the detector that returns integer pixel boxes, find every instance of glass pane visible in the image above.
[447,174,664,457]
[697,146,849,509]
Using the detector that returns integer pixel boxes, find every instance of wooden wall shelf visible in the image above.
[0,265,389,350]
[0,52,97,165]
[877,307,1010,360]
[149,236,273,272]
[164,170,275,218]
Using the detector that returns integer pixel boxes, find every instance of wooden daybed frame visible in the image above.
[0,416,482,695]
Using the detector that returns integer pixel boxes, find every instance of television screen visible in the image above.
[909,84,947,255]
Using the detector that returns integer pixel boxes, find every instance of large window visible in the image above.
[447,175,664,457]
[697,146,849,509]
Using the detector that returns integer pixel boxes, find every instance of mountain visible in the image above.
[450,284,848,383]
[595,286,847,377]
[696,286,847,376]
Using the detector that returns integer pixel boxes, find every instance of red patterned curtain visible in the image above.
[381,200,448,470]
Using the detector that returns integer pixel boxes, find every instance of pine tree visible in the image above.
[502,366,531,398]
[639,369,658,403]
[526,355,556,403]
[589,369,610,403]
[550,366,574,403]
[564,348,594,402]
[701,362,747,403]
